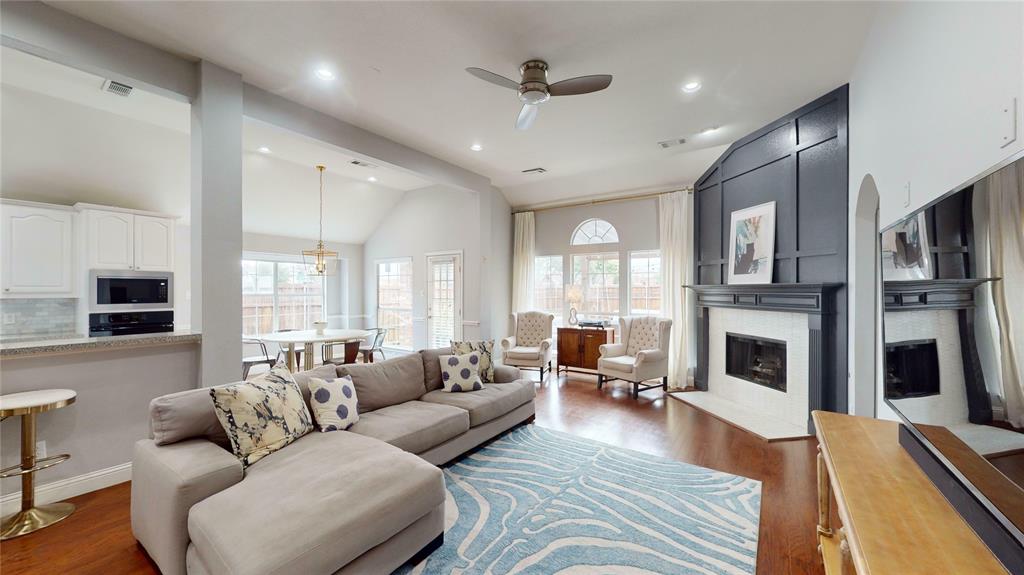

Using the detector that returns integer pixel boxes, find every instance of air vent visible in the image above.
[350,159,377,169]
[102,79,134,97]
[657,137,687,149]
[521,167,547,174]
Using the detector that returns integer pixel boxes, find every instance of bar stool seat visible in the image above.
[0,389,77,540]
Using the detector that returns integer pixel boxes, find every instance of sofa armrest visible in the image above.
[599,342,627,358]
[492,364,522,383]
[500,336,516,351]
[131,438,243,575]
[635,349,667,365]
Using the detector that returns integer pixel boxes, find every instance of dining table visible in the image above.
[258,329,371,372]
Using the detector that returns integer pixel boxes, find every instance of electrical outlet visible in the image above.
[903,182,911,208]
[36,441,46,459]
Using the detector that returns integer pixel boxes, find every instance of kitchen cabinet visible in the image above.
[82,208,174,272]
[1,203,75,296]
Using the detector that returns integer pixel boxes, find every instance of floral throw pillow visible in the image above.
[439,352,484,392]
[307,375,360,432]
[210,364,314,468]
[451,340,495,382]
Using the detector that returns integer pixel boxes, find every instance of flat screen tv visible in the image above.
[880,153,1024,572]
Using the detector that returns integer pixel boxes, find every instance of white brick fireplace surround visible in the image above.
[708,308,809,430]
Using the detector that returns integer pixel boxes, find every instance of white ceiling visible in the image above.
[48,1,878,207]
[0,47,428,244]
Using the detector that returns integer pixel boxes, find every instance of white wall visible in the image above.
[362,184,515,349]
[847,2,1024,420]
[533,197,660,320]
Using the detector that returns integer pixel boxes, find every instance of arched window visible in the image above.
[570,218,619,245]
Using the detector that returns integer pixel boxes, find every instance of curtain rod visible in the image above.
[512,188,693,214]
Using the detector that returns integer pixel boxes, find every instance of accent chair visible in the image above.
[597,316,672,399]
[501,312,555,380]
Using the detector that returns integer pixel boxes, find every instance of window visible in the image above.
[376,259,413,349]
[533,256,564,334]
[571,218,619,245]
[630,251,662,315]
[572,252,619,321]
[242,259,324,337]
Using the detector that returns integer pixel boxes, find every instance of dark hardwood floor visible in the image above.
[0,372,824,575]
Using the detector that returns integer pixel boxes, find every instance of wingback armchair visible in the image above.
[597,316,672,399]
[501,312,555,380]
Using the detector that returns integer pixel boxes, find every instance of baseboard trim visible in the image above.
[1,462,132,516]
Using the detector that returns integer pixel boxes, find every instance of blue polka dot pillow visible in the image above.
[439,352,484,392]
[307,375,360,432]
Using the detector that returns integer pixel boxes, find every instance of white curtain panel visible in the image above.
[659,191,693,388]
[988,160,1024,426]
[512,211,536,313]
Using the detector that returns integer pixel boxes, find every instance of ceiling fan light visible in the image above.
[682,81,702,93]
[519,89,549,105]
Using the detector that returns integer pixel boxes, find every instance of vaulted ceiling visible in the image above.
[46,1,878,207]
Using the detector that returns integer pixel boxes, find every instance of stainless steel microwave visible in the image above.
[90,270,173,312]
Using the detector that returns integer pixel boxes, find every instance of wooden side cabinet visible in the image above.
[557,327,613,375]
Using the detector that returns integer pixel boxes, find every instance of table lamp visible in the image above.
[566,284,584,326]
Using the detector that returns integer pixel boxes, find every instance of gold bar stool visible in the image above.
[0,389,77,540]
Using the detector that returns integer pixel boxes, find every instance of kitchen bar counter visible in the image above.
[0,330,201,359]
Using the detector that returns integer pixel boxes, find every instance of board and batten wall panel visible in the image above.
[694,85,849,413]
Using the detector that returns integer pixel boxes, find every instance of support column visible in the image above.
[191,60,243,388]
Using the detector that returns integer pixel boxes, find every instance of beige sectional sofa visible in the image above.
[132,348,535,575]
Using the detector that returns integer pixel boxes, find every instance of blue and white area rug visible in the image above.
[402,425,761,575]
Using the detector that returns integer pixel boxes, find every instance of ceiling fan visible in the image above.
[466,60,612,130]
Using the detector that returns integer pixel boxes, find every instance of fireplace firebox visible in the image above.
[725,332,787,392]
[885,339,939,399]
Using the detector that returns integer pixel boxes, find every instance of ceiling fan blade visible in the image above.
[516,104,539,130]
[548,74,613,96]
[465,67,520,90]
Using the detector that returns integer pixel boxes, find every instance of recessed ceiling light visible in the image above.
[367,176,378,183]
[315,68,335,81]
[257,146,272,154]
[700,126,720,135]
[470,143,483,152]
[682,81,702,94]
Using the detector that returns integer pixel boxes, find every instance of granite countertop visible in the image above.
[0,330,202,358]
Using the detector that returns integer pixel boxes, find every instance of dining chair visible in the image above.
[359,328,387,363]
[322,340,361,366]
[274,329,302,366]
[242,338,276,379]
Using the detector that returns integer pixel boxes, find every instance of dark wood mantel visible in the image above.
[686,283,844,315]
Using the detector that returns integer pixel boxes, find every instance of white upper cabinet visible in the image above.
[82,208,175,272]
[87,210,134,270]
[1,203,74,296]
[134,215,175,272]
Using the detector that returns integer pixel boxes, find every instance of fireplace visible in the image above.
[725,332,787,392]
[885,339,939,399]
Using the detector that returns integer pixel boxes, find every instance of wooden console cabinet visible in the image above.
[556,327,613,375]
[813,410,1007,574]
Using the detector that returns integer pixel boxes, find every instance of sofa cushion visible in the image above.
[149,387,230,448]
[420,347,450,392]
[420,380,536,427]
[439,352,484,392]
[506,346,542,360]
[308,376,360,431]
[451,340,496,382]
[210,367,314,468]
[347,401,469,453]
[336,354,426,412]
[188,431,444,575]
[292,364,341,412]
[600,356,636,373]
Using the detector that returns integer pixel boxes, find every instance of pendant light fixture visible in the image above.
[302,165,337,276]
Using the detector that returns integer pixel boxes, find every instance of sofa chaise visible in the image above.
[132,348,535,575]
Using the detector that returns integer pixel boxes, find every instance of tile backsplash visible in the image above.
[0,298,77,338]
